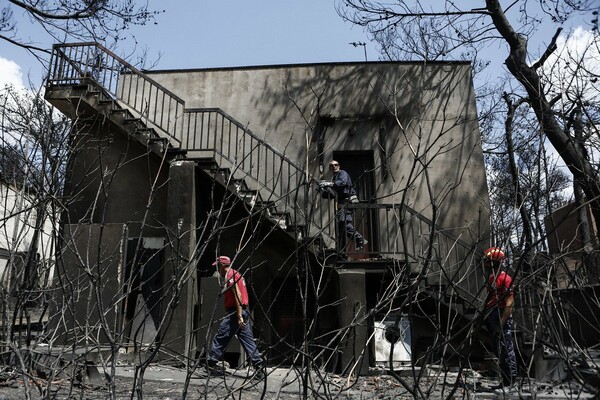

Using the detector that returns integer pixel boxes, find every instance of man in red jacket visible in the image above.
[206,255,264,379]
[484,247,518,389]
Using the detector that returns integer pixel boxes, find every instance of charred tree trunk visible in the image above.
[503,92,534,250]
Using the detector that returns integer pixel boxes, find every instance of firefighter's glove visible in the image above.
[318,181,334,188]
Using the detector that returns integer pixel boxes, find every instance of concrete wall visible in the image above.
[64,118,169,238]
[148,62,490,298]
[51,223,128,345]
[148,62,490,245]
[545,201,598,255]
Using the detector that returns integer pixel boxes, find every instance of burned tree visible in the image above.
[1,0,161,56]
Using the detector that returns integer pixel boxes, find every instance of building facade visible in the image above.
[45,43,491,373]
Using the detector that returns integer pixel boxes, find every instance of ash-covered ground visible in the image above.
[0,362,597,399]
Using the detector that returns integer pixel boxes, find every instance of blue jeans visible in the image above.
[486,309,517,385]
[207,309,262,367]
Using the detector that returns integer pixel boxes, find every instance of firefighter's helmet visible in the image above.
[483,247,505,262]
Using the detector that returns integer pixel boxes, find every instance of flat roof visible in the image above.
[143,60,471,75]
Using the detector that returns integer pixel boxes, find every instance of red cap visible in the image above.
[212,255,231,266]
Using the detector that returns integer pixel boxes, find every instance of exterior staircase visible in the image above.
[45,43,319,249]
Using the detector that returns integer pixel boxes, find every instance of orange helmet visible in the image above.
[483,247,505,261]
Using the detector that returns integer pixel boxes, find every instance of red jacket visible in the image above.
[487,271,513,308]
[223,268,249,309]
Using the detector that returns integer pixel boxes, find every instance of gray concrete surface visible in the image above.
[85,362,598,399]
[0,360,597,399]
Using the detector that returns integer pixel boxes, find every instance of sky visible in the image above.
[1,1,596,108]
[0,1,597,202]
[0,1,377,86]
[1,1,597,89]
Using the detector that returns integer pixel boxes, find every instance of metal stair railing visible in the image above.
[180,108,320,237]
[48,42,183,147]
[346,202,481,297]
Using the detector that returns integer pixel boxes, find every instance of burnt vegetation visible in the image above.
[0,1,598,399]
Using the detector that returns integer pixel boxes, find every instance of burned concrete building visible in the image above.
[44,42,491,374]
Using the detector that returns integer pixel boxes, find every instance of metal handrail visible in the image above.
[48,42,183,146]
[345,202,480,294]
[179,108,328,240]
[184,108,303,172]
[345,203,473,257]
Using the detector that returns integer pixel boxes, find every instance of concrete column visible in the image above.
[336,268,369,376]
[162,160,198,359]
[54,224,128,345]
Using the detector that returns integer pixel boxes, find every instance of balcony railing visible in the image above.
[334,202,481,294]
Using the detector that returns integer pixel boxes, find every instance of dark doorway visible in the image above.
[332,151,376,256]
[270,278,305,365]
[124,238,164,348]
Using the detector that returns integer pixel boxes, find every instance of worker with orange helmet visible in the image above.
[483,247,518,390]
